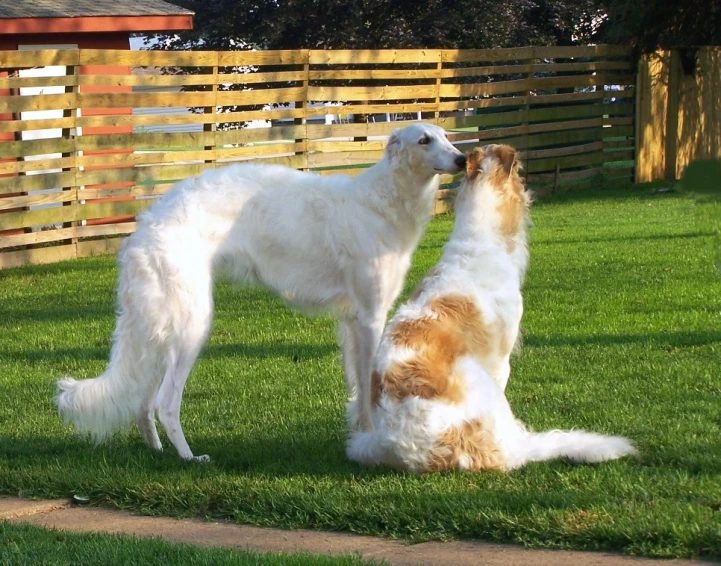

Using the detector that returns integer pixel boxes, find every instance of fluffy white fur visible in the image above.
[56,123,467,461]
[347,145,637,473]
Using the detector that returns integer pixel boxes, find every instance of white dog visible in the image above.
[55,123,466,461]
[347,145,637,472]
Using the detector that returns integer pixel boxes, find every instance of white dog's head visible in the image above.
[385,123,466,176]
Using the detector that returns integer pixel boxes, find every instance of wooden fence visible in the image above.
[0,46,635,269]
[636,46,721,182]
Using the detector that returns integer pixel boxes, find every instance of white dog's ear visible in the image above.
[386,130,401,157]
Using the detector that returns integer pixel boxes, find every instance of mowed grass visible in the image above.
[0,522,375,566]
[0,184,719,559]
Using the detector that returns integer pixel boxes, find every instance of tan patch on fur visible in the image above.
[382,294,489,404]
[371,369,382,407]
[485,144,529,250]
[382,357,465,404]
[465,147,484,180]
[427,417,506,472]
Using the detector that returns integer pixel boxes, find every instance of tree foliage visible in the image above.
[599,0,721,54]
[154,0,608,51]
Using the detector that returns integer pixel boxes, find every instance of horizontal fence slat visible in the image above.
[0,171,76,194]
[219,50,309,66]
[0,116,77,134]
[77,222,138,239]
[0,244,77,269]
[79,49,218,67]
[78,91,214,108]
[0,93,77,114]
[307,85,437,102]
[78,163,210,186]
[309,49,442,64]
[0,156,76,175]
[0,226,76,249]
[0,204,76,231]
[77,238,124,259]
[0,189,75,211]
[528,166,604,184]
[0,75,79,90]
[75,131,214,151]
[0,49,80,68]
[310,69,440,80]
[0,137,75,160]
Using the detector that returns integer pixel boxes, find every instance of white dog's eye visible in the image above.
[418,135,431,145]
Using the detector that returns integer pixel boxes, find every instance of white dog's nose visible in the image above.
[455,154,467,169]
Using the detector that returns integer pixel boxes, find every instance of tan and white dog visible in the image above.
[347,145,637,472]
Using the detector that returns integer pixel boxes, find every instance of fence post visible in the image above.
[664,50,680,181]
[521,48,534,179]
[634,54,642,184]
[203,52,218,170]
[62,51,81,257]
[434,54,442,125]
[295,49,310,171]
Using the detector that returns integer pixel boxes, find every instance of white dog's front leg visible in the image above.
[353,315,385,432]
[337,320,359,399]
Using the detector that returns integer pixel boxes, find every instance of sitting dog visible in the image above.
[346,145,637,472]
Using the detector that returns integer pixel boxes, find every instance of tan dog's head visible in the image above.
[459,144,530,246]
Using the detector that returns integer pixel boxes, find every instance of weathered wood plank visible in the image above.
[309,49,441,64]
[0,226,76,249]
[76,238,125,259]
[0,244,76,269]
[0,49,79,68]
[0,93,77,114]
[0,171,77,195]
[307,84,437,102]
[0,189,75,211]
[219,50,309,66]
[80,49,217,67]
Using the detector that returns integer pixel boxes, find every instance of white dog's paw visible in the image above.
[192,454,211,463]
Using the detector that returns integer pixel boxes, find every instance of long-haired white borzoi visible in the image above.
[347,145,637,472]
[56,123,467,461]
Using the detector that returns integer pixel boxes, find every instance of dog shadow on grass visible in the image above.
[524,329,721,349]
[4,341,337,367]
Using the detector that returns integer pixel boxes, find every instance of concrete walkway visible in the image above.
[1,496,714,566]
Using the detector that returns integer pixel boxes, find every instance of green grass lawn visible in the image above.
[0,522,375,566]
[0,184,719,559]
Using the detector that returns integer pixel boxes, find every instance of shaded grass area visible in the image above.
[0,522,375,566]
[0,183,719,559]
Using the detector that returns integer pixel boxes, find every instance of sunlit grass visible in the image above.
[0,183,719,559]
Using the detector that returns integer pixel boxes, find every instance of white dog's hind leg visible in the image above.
[155,286,213,462]
[156,340,210,462]
[138,402,162,451]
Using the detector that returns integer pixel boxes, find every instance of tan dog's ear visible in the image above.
[466,148,484,180]
[496,145,519,177]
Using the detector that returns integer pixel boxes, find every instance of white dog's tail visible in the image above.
[505,428,637,470]
[56,238,165,443]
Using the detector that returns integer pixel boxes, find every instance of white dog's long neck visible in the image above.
[441,183,529,282]
[357,157,440,246]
